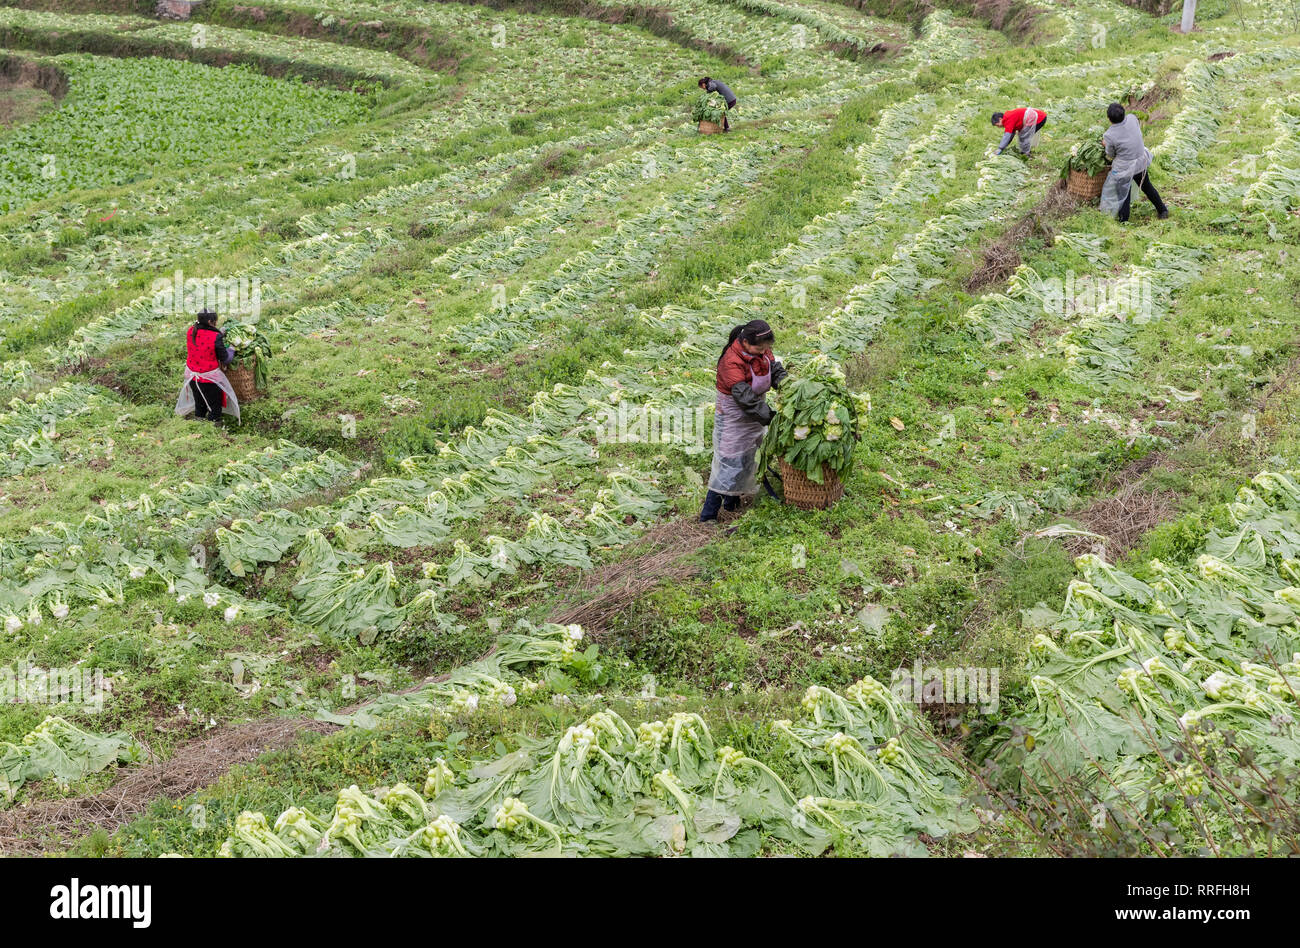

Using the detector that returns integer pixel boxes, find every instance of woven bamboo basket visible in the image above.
[698,120,724,135]
[778,460,844,511]
[227,359,261,403]
[1066,165,1111,202]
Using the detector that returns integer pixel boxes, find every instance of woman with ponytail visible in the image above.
[174,308,239,425]
[701,319,787,521]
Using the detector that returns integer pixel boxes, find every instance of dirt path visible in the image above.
[0,718,334,855]
[1061,342,1300,559]
[0,514,724,853]
[548,517,717,633]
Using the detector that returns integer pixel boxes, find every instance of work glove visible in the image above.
[771,360,788,390]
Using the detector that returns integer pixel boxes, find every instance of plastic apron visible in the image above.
[175,366,241,422]
[1100,146,1153,217]
[1016,108,1042,154]
[708,358,771,497]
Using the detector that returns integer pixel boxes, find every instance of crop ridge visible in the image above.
[0,717,334,854]
[547,518,716,632]
[0,23,403,88]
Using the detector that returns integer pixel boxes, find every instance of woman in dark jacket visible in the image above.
[699,77,737,131]
[701,319,787,521]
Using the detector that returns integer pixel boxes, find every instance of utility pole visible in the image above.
[1181,0,1198,33]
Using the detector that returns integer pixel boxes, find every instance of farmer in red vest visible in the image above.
[701,319,786,522]
[992,107,1047,156]
[175,309,238,425]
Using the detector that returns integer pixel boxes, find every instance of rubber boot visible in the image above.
[700,490,724,522]
[722,495,739,512]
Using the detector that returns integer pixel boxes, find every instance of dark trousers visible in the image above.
[1117,169,1167,223]
[700,490,739,521]
[723,99,735,131]
[190,379,224,420]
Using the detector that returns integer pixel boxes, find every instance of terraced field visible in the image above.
[1,0,1299,861]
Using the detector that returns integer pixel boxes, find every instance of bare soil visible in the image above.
[0,718,334,855]
[964,184,1079,292]
[548,519,715,633]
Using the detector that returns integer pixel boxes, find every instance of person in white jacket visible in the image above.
[1101,103,1170,223]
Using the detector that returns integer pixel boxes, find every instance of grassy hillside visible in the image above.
[0,0,1298,858]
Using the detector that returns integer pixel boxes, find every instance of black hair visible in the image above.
[991,111,1004,126]
[699,77,710,88]
[1107,102,1126,124]
[196,309,218,327]
[718,319,775,364]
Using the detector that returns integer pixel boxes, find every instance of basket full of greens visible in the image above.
[760,356,867,510]
[1061,139,1112,201]
[222,321,271,401]
[691,91,727,134]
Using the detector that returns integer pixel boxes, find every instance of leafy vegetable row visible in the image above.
[985,470,1300,830]
[1243,94,1300,215]
[1,717,142,807]
[440,138,787,357]
[219,671,970,856]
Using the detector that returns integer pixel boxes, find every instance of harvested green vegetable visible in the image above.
[218,674,972,857]
[0,716,141,805]
[986,470,1300,820]
[761,356,866,483]
[1061,138,1111,179]
[223,321,272,389]
[690,91,728,125]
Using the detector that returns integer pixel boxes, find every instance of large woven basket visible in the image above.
[1066,165,1110,202]
[227,359,261,403]
[778,460,844,511]
[698,120,723,135]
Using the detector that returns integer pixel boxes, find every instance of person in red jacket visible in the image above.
[701,319,787,522]
[992,107,1047,156]
[177,309,237,425]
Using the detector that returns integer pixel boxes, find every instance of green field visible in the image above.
[1,0,1299,859]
